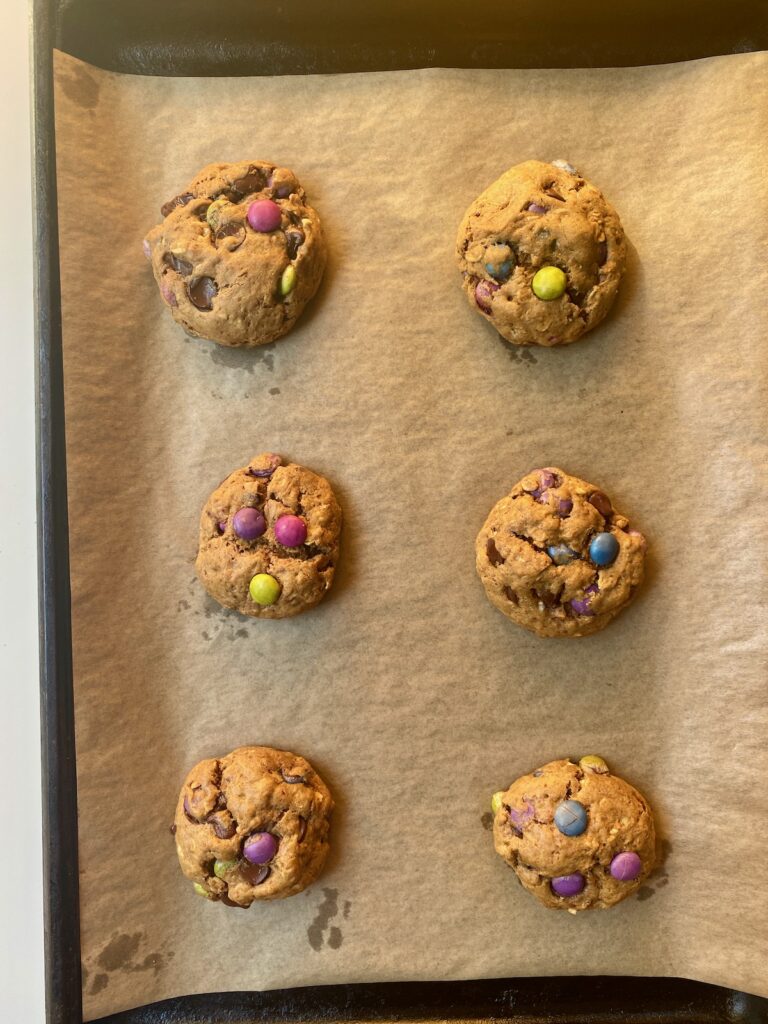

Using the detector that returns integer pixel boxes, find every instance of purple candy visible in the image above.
[509,799,535,827]
[475,279,499,313]
[247,199,282,232]
[551,873,585,897]
[216,520,227,534]
[142,238,151,260]
[233,507,266,541]
[570,598,595,616]
[557,498,573,517]
[527,203,548,214]
[274,514,307,548]
[160,281,177,307]
[539,470,560,489]
[584,583,599,595]
[247,454,282,478]
[243,832,279,865]
[610,852,642,881]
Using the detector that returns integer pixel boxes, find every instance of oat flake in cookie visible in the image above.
[174,746,333,906]
[492,756,656,911]
[143,160,326,347]
[475,467,646,638]
[456,160,626,347]
[196,453,342,619]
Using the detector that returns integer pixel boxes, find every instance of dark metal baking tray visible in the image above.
[33,1,768,1021]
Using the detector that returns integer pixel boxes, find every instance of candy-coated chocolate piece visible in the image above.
[485,260,512,281]
[589,531,620,566]
[247,199,282,232]
[274,514,307,548]
[243,832,279,865]
[233,507,266,541]
[160,280,177,307]
[193,882,214,899]
[532,266,567,300]
[213,859,238,880]
[610,851,642,881]
[579,755,609,774]
[280,265,297,296]
[249,573,281,605]
[551,873,585,897]
[475,279,499,313]
[527,202,548,214]
[548,544,578,565]
[491,791,504,815]
[554,800,588,837]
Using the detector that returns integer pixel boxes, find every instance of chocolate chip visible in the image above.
[206,811,236,839]
[533,588,558,608]
[486,538,504,566]
[544,186,565,202]
[597,240,608,266]
[281,770,306,784]
[511,825,524,838]
[220,893,249,909]
[285,230,304,260]
[231,170,266,196]
[502,586,519,605]
[215,221,246,251]
[160,192,194,217]
[163,252,193,276]
[240,862,270,886]
[286,210,303,227]
[183,795,201,824]
[297,816,307,843]
[557,498,573,518]
[169,823,177,835]
[588,491,612,517]
[187,277,217,310]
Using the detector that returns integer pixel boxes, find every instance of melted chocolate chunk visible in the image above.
[160,193,194,217]
[163,252,193,276]
[588,491,612,517]
[231,170,267,195]
[240,862,270,886]
[486,538,504,566]
[285,230,304,260]
[215,221,246,251]
[206,811,236,839]
[188,277,218,310]
[503,586,519,605]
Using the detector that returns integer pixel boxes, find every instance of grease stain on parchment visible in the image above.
[308,887,343,951]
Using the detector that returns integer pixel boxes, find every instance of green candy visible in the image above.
[579,754,609,774]
[249,573,281,606]
[205,197,229,230]
[532,265,567,301]
[193,882,214,899]
[213,859,238,879]
[491,791,504,815]
[280,265,297,297]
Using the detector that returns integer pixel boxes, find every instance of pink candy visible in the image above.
[247,199,282,232]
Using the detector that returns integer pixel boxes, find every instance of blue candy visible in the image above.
[485,260,512,281]
[547,544,578,565]
[554,799,588,837]
[589,532,619,566]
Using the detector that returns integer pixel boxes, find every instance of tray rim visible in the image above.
[34,1,768,1021]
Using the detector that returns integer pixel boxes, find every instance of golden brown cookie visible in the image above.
[492,756,656,911]
[174,745,333,907]
[195,453,342,619]
[143,160,326,347]
[456,159,625,347]
[475,466,646,638]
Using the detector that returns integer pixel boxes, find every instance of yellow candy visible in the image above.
[249,573,281,606]
[491,791,504,815]
[193,882,215,899]
[579,754,609,774]
[280,264,297,297]
[532,265,567,300]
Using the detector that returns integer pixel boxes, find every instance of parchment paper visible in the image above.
[53,49,768,1019]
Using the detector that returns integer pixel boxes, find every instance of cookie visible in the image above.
[195,453,342,619]
[174,746,333,906]
[143,160,326,347]
[456,159,626,347]
[492,756,656,911]
[475,467,646,638]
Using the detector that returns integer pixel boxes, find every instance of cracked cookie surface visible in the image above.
[475,466,646,638]
[174,745,333,906]
[492,757,656,911]
[456,160,625,347]
[143,160,326,347]
[196,452,342,619]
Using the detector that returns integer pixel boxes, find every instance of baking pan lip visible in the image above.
[34,0,768,1021]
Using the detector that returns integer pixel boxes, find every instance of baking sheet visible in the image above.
[53,49,768,1019]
